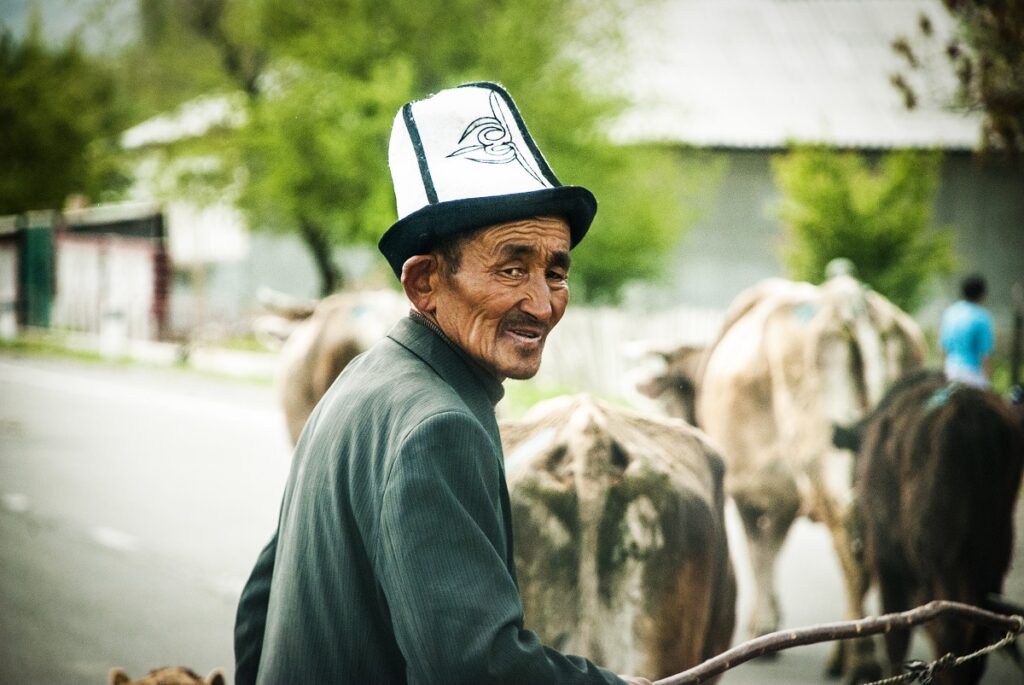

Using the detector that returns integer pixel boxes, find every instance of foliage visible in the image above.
[567,145,722,303]
[236,61,414,292]
[890,1,1024,153]
[115,0,259,121]
[0,20,128,214]
[771,145,956,312]
[117,0,696,301]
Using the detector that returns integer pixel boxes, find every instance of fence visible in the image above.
[533,303,726,399]
[51,233,166,343]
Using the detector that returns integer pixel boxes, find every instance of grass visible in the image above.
[499,380,576,419]
[207,333,272,353]
[499,378,634,420]
[0,331,274,386]
[0,333,110,364]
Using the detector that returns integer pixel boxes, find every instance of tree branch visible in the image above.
[298,216,342,297]
[653,601,1024,685]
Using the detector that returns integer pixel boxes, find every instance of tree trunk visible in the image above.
[298,216,342,297]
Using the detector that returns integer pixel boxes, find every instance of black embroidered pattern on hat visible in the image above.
[379,82,597,278]
[446,91,545,185]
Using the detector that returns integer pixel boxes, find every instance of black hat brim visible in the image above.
[378,186,597,278]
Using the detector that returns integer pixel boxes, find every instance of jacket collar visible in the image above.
[387,314,505,410]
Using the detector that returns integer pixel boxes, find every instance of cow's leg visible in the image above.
[824,510,882,683]
[925,617,987,685]
[876,569,912,676]
[923,583,992,685]
[735,492,798,641]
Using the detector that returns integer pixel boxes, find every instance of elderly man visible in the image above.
[234,83,651,685]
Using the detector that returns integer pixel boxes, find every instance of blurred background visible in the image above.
[0,0,1022,683]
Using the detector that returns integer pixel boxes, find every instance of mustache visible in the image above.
[499,312,549,336]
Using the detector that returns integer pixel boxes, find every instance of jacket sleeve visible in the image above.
[234,531,277,685]
[376,411,625,685]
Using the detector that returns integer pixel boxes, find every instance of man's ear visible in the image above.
[400,254,440,313]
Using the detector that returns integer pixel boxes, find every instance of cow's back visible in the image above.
[694,275,925,680]
[697,275,924,500]
[858,370,1024,600]
[502,395,735,680]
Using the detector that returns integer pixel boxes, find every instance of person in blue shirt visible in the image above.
[940,273,995,387]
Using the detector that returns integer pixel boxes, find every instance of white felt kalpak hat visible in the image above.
[378,81,597,277]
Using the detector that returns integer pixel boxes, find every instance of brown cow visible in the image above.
[270,289,407,444]
[108,667,225,685]
[841,369,1024,684]
[500,394,736,680]
[692,274,925,682]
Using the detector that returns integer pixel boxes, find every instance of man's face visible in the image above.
[432,216,571,381]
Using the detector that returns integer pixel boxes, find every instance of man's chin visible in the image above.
[494,353,544,381]
[485,340,547,381]
[502,366,541,381]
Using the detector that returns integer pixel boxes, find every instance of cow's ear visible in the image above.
[206,668,227,685]
[109,668,131,685]
[831,422,861,452]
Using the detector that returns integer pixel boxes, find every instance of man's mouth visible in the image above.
[501,316,548,346]
[506,326,543,343]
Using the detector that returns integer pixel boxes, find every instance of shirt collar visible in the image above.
[392,312,506,407]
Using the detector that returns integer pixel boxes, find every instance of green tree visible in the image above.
[0,21,128,214]
[771,146,955,312]
[121,0,699,300]
[109,0,259,123]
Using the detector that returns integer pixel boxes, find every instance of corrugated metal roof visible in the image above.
[611,0,983,149]
[121,94,246,150]
[63,201,162,226]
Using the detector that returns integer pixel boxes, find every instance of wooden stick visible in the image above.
[653,600,1024,685]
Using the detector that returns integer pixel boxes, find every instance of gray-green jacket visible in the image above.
[234,315,624,685]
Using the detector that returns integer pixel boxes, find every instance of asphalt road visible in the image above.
[0,354,292,684]
[1,353,1021,684]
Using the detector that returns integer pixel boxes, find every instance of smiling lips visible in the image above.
[502,317,548,346]
[507,327,543,344]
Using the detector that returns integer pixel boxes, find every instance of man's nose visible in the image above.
[519,275,553,322]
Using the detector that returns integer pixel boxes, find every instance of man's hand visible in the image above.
[620,676,652,685]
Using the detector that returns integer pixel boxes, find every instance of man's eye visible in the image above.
[501,267,526,277]
[547,270,568,282]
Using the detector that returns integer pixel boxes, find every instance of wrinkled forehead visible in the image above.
[469,215,571,257]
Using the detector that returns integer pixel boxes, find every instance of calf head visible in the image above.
[501,394,734,679]
[108,667,225,685]
[634,345,705,426]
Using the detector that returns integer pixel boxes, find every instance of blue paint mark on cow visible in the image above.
[794,303,817,323]
[924,383,960,412]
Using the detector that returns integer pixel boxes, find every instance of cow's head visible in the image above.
[108,667,226,685]
[632,345,705,426]
[814,275,926,425]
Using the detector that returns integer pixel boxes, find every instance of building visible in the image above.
[611,0,1022,337]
